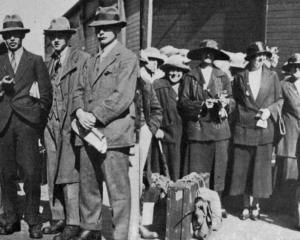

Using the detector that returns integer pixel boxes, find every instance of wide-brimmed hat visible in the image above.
[0,14,30,34]
[187,39,229,61]
[282,53,300,73]
[89,5,126,28]
[161,54,191,72]
[44,17,76,35]
[141,47,167,66]
[245,41,272,61]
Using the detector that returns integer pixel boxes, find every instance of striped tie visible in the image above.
[10,52,17,73]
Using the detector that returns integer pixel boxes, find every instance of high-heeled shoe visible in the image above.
[240,208,250,220]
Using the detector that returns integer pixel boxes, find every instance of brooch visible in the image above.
[245,90,250,96]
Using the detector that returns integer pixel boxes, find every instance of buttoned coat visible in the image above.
[0,49,52,133]
[73,41,138,148]
[277,76,300,158]
[46,47,90,184]
[179,66,235,142]
[232,66,282,146]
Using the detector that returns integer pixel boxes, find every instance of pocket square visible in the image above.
[29,81,40,99]
[71,119,107,154]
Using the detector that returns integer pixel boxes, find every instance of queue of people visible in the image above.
[0,4,298,240]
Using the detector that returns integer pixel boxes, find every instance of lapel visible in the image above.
[14,49,31,83]
[59,47,77,82]
[2,53,14,77]
[91,41,122,87]
[241,69,257,106]
[255,66,272,108]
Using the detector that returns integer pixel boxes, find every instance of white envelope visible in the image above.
[71,119,107,154]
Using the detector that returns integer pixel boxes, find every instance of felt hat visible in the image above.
[141,47,167,66]
[89,5,126,28]
[187,39,229,61]
[245,41,272,61]
[282,53,300,73]
[161,54,191,72]
[44,17,76,35]
[0,14,30,34]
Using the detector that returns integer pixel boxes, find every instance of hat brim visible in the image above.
[187,47,230,61]
[0,27,30,34]
[88,20,126,28]
[282,62,300,73]
[161,63,190,72]
[245,51,272,61]
[44,29,77,35]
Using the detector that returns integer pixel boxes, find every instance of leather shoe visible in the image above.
[53,225,81,240]
[29,223,43,239]
[43,220,65,234]
[70,230,102,240]
[0,220,21,235]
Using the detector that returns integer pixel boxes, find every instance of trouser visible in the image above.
[0,113,41,225]
[44,117,80,225]
[80,145,131,240]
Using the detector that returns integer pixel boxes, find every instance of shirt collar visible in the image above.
[53,46,69,63]
[97,39,118,58]
[8,47,23,60]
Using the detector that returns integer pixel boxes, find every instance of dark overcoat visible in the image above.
[46,47,90,185]
[277,76,300,158]
[151,78,182,180]
[73,41,138,149]
[0,49,52,132]
[232,66,282,146]
[179,66,235,141]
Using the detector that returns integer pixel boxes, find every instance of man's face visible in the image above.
[95,25,120,48]
[2,31,24,52]
[249,53,266,70]
[145,58,158,73]
[200,50,215,64]
[49,32,70,53]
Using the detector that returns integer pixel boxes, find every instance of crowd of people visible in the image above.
[0,3,298,240]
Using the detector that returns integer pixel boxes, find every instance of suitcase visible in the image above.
[165,173,210,240]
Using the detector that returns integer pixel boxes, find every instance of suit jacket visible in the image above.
[46,47,90,184]
[179,66,235,141]
[232,66,282,146]
[73,41,138,148]
[135,77,162,137]
[0,49,52,133]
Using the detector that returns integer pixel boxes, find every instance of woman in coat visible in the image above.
[276,54,300,184]
[179,39,235,217]
[230,41,282,220]
[151,55,190,181]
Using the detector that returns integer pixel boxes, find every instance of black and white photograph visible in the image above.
[0,0,299,240]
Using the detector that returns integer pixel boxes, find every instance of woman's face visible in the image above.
[200,50,215,64]
[249,53,266,70]
[290,66,300,79]
[145,58,158,73]
[168,68,183,83]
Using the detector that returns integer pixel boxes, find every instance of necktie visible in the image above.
[10,52,17,73]
[54,54,61,73]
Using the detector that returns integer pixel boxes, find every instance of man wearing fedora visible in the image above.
[42,17,90,240]
[179,39,235,218]
[230,41,282,220]
[72,5,138,240]
[0,14,52,238]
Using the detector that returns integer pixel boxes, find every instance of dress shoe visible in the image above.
[53,225,81,240]
[29,223,43,239]
[43,220,65,234]
[71,230,102,240]
[0,220,21,235]
[139,225,159,239]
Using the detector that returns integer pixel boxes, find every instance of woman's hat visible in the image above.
[89,5,126,28]
[245,41,272,61]
[0,14,30,34]
[44,17,76,35]
[282,53,300,73]
[161,54,191,72]
[187,39,230,61]
[141,47,167,66]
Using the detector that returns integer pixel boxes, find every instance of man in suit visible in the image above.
[0,15,52,238]
[42,17,90,240]
[72,6,138,240]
